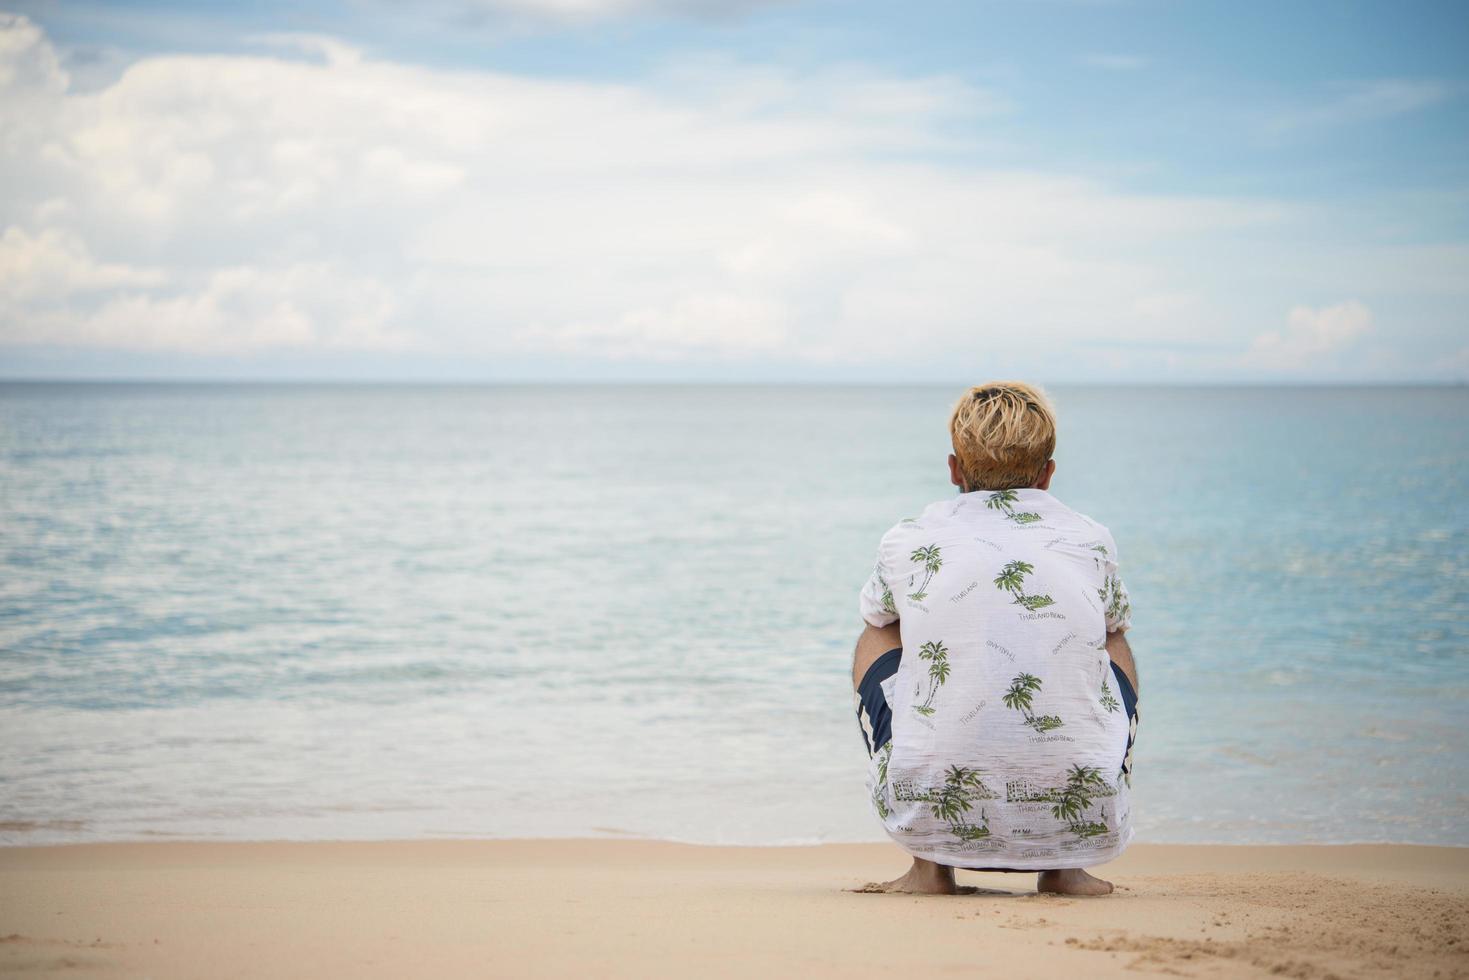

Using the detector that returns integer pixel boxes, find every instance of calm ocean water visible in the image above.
[1,383,1465,847]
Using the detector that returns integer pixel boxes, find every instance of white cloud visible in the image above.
[0,226,164,301]
[1266,79,1453,134]
[1245,301,1373,371]
[0,11,66,93]
[536,292,789,360]
[246,33,365,67]
[2,260,409,353]
[0,14,1453,379]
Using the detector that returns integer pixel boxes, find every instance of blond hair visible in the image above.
[948,381,1057,491]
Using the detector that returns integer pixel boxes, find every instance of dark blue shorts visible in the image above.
[854,647,902,757]
[855,648,1140,781]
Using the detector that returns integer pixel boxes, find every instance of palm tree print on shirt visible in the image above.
[993,559,1056,611]
[1099,572,1131,625]
[912,640,951,716]
[875,567,897,617]
[1002,672,1064,732]
[907,545,943,600]
[872,742,893,820]
[986,490,1043,525]
[985,490,1018,512]
[1049,764,1110,839]
[1100,677,1121,713]
[926,765,993,841]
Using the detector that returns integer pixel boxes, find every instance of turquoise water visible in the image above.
[1,383,1465,846]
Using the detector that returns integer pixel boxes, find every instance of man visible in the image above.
[852,382,1139,896]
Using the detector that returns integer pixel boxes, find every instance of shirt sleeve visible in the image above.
[1100,535,1133,632]
[858,528,901,628]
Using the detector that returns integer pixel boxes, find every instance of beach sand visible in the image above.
[2,840,1465,978]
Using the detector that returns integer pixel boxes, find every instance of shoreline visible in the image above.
[4,823,1467,849]
[4,840,1465,978]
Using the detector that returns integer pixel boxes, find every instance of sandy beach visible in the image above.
[2,840,1464,979]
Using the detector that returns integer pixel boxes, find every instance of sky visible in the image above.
[0,0,1465,382]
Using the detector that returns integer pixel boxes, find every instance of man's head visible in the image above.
[947,381,1057,492]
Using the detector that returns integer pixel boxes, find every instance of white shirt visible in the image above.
[859,487,1134,869]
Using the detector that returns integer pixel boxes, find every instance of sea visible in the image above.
[1,383,1465,847]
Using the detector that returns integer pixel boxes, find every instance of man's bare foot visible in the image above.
[855,857,969,894]
[1036,868,1113,896]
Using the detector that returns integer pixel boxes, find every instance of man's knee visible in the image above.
[852,621,902,690]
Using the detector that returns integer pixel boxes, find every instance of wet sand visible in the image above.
[2,840,1465,978]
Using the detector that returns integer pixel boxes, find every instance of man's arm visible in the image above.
[852,621,902,690]
[1105,629,1138,694]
